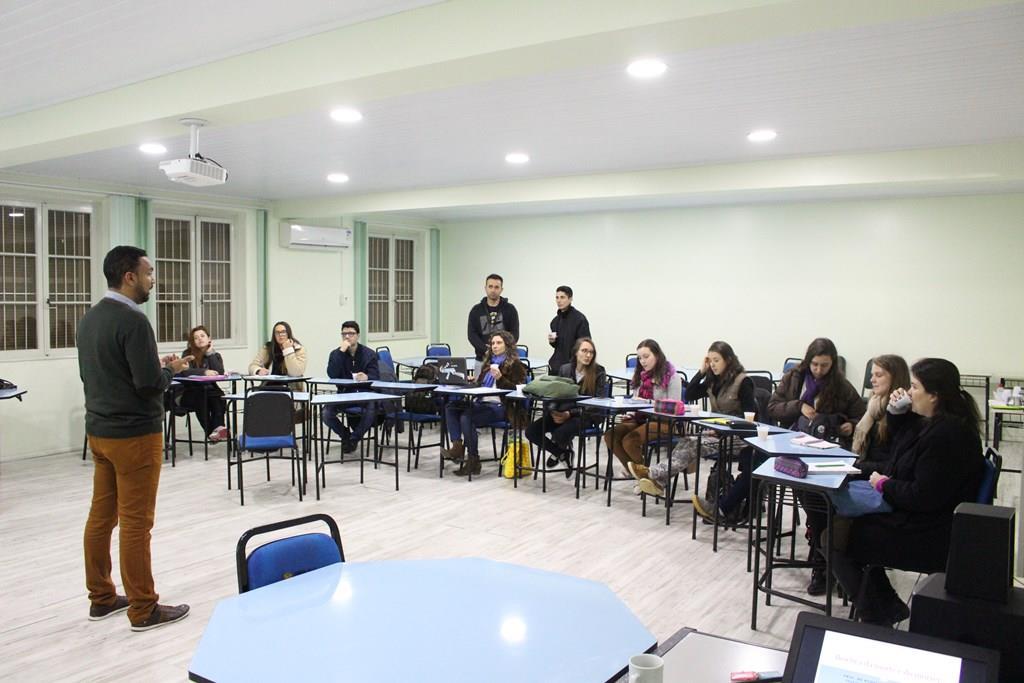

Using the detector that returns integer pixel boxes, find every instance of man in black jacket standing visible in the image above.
[467,274,519,369]
[547,285,591,373]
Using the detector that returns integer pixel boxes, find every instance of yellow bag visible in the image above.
[501,439,532,479]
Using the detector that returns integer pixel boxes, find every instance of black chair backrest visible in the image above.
[863,359,873,392]
[243,389,295,438]
[982,447,1003,503]
[235,513,345,594]
[746,373,774,394]
[753,387,772,424]
[676,369,688,387]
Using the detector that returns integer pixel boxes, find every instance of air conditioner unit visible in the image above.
[281,223,352,250]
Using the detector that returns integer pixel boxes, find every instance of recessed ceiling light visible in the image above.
[747,129,778,142]
[327,173,350,184]
[505,152,529,165]
[627,58,667,79]
[138,143,167,155]
[7,211,25,218]
[330,107,363,124]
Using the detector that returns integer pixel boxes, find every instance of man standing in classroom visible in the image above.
[78,245,193,631]
[467,273,520,370]
[547,285,591,373]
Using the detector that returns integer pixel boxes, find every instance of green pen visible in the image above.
[814,463,846,468]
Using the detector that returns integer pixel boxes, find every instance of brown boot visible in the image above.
[441,440,465,462]
[455,453,481,477]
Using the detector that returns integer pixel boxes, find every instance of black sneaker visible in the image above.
[130,603,190,632]
[88,595,129,621]
[342,439,358,454]
[545,453,560,468]
[807,568,827,596]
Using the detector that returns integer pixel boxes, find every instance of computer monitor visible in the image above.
[783,612,999,683]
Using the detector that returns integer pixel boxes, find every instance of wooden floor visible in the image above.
[1,429,1019,682]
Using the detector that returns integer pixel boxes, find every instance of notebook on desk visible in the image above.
[783,613,999,683]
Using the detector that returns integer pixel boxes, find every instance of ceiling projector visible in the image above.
[159,118,228,187]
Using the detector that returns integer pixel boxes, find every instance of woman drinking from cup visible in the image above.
[441,331,527,477]
[829,358,984,626]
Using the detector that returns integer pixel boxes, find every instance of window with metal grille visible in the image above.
[367,232,417,337]
[47,209,91,349]
[0,204,38,351]
[0,203,95,354]
[153,215,233,345]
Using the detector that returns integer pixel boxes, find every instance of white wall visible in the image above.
[438,194,1024,384]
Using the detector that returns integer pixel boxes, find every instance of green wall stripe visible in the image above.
[257,210,269,337]
[430,227,440,342]
[354,220,368,326]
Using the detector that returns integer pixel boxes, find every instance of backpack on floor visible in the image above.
[405,364,442,415]
[501,439,532,479]
[704,462,735,505]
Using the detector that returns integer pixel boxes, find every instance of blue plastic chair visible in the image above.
[233,388,300,505]
[516,344,529,359]
[976,447,1003,504]
[426,343,451,357]
[625,354,637,369]
[782,357,801,374]
[375,346,397,382]
[235,514,345,593]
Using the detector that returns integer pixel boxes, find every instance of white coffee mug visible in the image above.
[628,653,664,683]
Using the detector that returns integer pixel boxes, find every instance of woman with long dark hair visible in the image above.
[178,325,229,441]
[526,337,607,478]
[852,354,911,474]
[248,321,307,389]
[603,339,681,479]
[830,358,984,626]
[769,337,865,595]
[441,331,527,477]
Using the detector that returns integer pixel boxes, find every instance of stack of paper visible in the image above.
[806,461,860,475]
[790,434,840,449]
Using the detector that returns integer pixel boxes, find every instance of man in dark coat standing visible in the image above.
[547,285,591,373]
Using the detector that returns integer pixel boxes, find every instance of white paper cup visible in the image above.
[688,404,701,416]
[516,384,526,394]
[744,411,756,423]
[757,425,770,440]
[490,363,499,374]
[628,653,664,683]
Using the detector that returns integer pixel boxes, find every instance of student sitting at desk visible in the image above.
[321,321,380,454]
[829,358,984,626]
[852,354,911,474]
[768,337,865,596]
[442,331,527,477]
[634,341,755,520]
[177,325,229,442]
[525,337,606,478]
[248,321,307,391]
[603,339,680,485]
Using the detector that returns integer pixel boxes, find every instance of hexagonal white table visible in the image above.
[188,558,655,682]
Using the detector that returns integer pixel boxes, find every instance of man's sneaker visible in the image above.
[130,603,190,632]
[638,478,665,497]
[342,439,358,455]
[88,595,129,621]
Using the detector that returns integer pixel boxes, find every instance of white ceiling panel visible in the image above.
[9,3,1024,201]
[0,0,443,116]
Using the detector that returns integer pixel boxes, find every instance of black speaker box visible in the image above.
[944,502,1015,603]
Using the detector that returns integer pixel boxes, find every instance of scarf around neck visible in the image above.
[800,372,823,405]
[852,393,886,456]
[637,361,676,400]
[482,353,507,388]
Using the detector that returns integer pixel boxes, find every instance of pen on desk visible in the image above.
[813,463,846,468]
